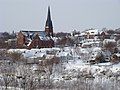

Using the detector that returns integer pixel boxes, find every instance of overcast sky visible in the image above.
[0,0,120,33]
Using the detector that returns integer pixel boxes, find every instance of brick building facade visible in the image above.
[17,7,54,49]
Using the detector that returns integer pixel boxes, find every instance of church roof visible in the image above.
[21,30,46,39]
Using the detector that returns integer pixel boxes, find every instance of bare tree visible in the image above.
[103,39,117,53]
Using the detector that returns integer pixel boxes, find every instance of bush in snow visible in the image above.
[8,51,24,63]
[0,49,7,59]
[110,54,119,64]
[117,39,120,47]
[103,39,117,53]
[39,56,60,74]
[95,52,105,63]
[113,47,119,53]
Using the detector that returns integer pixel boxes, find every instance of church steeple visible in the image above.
[45,6,53,37]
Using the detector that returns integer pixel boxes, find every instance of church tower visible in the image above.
[45,6,53,37]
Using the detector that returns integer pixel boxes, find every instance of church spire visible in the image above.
[45,6,53,36]
[47,6,51,22]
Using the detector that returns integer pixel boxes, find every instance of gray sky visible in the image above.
[0,0,120,33]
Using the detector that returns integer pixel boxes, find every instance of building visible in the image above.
[80,28,100,39]
[17,7,54,49]
[45,6,53,37]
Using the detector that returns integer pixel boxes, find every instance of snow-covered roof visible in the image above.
[45,55,55,59]
[80,48,89,54]
[92,47,101,52]
[81,41,100,47]
[81,29,100,36]
[56,51,71,57]
[8,48,61,59]
[21,30,46,40]
[39,36,51,40]
[103,39,116,43]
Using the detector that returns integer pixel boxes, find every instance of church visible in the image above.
[17,7,54,49]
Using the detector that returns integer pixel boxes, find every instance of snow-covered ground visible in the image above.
[8,47,120,75]
[51,59,120,80]
[7,47,120,90]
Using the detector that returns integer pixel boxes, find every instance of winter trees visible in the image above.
[95,52,105,63]
[103,39,117,53]
[110,54,119,64]
[7,51,24,63]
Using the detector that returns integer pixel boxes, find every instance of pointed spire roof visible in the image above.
[45,6,53,29]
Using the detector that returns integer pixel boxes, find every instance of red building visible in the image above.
[17,7,54,49]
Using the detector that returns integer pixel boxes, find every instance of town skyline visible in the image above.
[0,0,120,33]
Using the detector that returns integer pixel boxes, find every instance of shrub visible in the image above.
[95,52,105,63]
[8,52,23,62]
[110,54,119,64]
[103,39,117,53]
